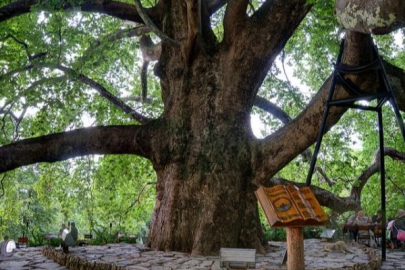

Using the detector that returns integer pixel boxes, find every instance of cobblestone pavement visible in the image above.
[0,239,404,269]
[0,247,68,270]
[377,249,405,270]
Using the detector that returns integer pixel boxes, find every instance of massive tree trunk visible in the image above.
[144,0,313,254]
[148,33,266,254]
[150,144,263,255]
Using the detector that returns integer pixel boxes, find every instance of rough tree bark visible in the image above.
[336,0,405,34]
[1,0,405,256]
[146,0,313,255]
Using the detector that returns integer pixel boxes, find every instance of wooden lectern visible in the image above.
[255,184,329,270]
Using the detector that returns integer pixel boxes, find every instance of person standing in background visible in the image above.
[70,222,78,243]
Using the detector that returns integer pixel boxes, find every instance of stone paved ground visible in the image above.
[377,249,405,270]
[0,247,68,270]
[0,239,404,269]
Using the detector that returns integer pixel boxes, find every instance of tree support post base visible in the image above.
[286,227,305,270]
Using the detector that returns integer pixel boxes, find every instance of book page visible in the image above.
[299,186,328,222]
[286,185,317,221]
[262,185,301,224]
[255,187,278,227]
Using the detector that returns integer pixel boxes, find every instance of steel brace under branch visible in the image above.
[305,40,405,261]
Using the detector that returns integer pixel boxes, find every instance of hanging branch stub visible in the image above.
[133,0,180,48]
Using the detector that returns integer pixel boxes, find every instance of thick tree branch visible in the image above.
[246,0,310,62]
[252,32,377,185]
[350,147,405,200]
[253,96,334,187]
[251,77,343,186]
[0,0,159,23]
[219,0,310,109]
[253,96,292,124]
[253,34,405,202]
[222,0,249,45]
[0,125,159,173]
[270,177,359,213]
[336,0,405,34]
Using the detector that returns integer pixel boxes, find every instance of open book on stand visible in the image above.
[255,184,329,228]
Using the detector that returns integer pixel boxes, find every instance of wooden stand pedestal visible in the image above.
[286,227,305,270]
[255,185,328,270]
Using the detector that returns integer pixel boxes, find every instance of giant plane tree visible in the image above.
[1,0,405,255]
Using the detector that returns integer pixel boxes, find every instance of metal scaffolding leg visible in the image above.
[305,41,405,262]
[375,45,405,143]
[305,75,336,186]
[378,107,386,261]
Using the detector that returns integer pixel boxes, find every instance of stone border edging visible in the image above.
[42,246,126,270]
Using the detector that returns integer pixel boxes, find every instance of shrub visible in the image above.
[29,228,46,247]
[264,228,286,241]
[48,237,62,247]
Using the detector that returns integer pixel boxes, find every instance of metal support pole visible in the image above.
[376,96,388,110]
[329,103,377,111]
[305,76,336,186]
[328,93,387,106]
[375,45,405,142]
[388,96,405,142]
[378,108,386,261]
[305,41,401,262]
[306,40,345,186]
